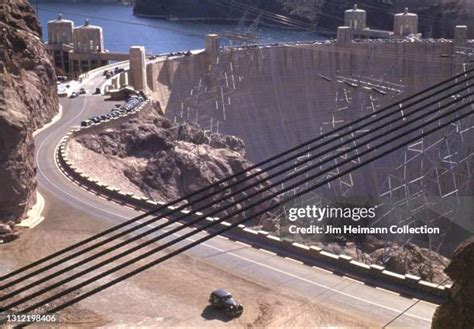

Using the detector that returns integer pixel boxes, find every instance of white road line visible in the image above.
[235,241,251,247]
[216,236,229,241]
[342,275,364,285]
[258,248,277,256]
[418,300,442,308]
[376,286,404,296]
[312,266,333,275]
[284,257,304,265]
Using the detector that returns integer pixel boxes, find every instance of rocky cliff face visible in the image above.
[73,104,278,229]
[432,237,474,329]
[134,0,474,38]
[0,0,58,229]
[133,0,321,22]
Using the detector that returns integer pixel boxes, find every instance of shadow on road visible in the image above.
[201,305,232,322]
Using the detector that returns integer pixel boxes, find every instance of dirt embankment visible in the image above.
[68,103,279,229]
[0,0,58,238]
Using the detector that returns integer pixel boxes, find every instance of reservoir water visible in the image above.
[33,1,325,55]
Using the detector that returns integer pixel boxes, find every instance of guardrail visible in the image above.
[56,102,450,304]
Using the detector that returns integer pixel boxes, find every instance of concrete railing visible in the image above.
[56,102,450,303]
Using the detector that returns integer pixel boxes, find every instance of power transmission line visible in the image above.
[8,99,473,322]
[2,68,472,288]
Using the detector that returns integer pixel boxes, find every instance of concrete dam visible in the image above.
[106,6,474,254]
[137,37,474,241]
[162,41,460,160]
[147,40,461,157]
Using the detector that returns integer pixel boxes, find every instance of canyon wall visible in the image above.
[134,0,474,38]
[0,0,58,225]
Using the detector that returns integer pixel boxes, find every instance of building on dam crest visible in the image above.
[340,5,423,41]
[46,14,129,78]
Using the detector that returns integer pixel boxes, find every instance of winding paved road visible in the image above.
[33,67,438,328]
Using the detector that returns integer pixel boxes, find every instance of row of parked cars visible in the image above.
[80,95,146,127]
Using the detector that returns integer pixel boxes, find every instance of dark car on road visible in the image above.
[209,289,243,317]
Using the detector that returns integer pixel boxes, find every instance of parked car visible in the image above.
[209,289,243,317]
[69,92,78,99]
[81,120,92,127]
[79,88,86,95]
[94,87,101,95]
[114,67,124,74]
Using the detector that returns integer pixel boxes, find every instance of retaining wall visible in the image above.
[57,97,451,303]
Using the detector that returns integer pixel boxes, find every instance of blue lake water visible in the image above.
[33,1,326,55]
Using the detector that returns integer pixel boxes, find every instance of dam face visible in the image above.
[212,42,459,161]
[146,40,473,246]
[151,41,460,161]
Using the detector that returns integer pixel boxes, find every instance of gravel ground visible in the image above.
[67,139,147,198]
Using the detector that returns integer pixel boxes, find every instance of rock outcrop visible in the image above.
[0,0,58,231]
[432,237,474,329]
[134,0,474,38]
[315,238,450,284]
[74,104,278,228]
